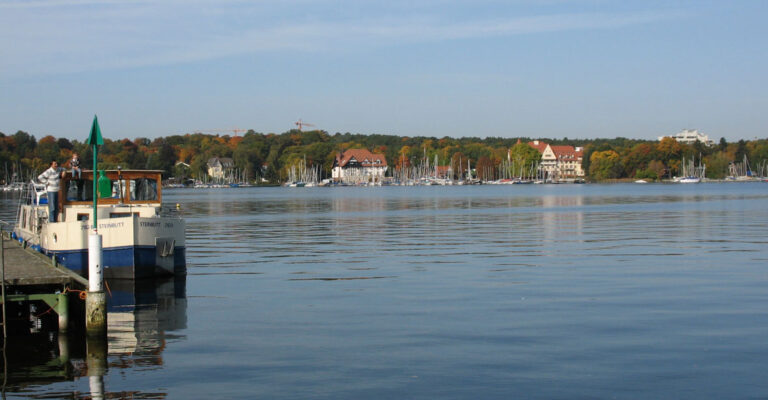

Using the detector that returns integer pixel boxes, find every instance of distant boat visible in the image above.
[674,155,704,183]
[286,181,306,188]
[676,177,701,184]
[635,179,648,184]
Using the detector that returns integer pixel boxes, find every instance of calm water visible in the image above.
[2,183,768,399]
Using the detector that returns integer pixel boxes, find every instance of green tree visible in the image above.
[589,150,622,180]
[704,152,730,179]
[509,141,541,171]
[718,137,728,152]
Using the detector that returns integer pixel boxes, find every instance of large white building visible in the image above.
[332,149,388,183]
[658,129,715,147]
[207,157,234,179]
[528,141,585,179]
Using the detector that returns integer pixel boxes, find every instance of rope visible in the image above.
[63,287,88,300]
[33,300,57,318]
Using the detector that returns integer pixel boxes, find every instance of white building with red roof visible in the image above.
[528,140,584,179]
[332,149,388,183]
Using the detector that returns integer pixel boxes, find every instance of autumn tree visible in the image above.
[589,150,622,180]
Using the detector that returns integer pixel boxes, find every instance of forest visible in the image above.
[1,129,767,184]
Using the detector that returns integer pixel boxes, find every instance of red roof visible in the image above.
[551,145,583,161]
[528,141,549,153]
[336,149,387,167]
[528,141,582,161]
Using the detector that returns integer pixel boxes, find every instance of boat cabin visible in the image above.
[50,170,164,223]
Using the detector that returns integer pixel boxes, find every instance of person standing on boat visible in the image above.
[38,160,65,222]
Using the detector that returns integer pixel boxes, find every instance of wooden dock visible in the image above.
[2,235,87,287]
[2,233,88,336]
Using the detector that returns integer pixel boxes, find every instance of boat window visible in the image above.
[110,212,132,218]
[77,213,89,221]
[64,180,94,202]
[130,178,158,201]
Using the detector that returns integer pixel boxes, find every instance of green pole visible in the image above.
[92,145,98,231]
[87,115,104,233]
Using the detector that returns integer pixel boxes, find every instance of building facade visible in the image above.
[207,157,235,179]
[658,129,714,146]
[332,149,388,183]
[528,140,584,179]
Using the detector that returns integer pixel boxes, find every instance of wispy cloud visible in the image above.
[0,0,682,77]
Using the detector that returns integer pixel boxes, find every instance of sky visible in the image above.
[1,0,766,142]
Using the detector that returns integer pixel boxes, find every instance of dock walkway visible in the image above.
[2,234,87,336]
[2,235,87,287]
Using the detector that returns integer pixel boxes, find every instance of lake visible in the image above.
[2,183,768,399]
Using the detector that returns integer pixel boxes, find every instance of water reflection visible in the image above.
[0,277,186,398]
[5,184,768,399]
[107,277,187,361]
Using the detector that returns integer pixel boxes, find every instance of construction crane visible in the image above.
[295,119,315,131]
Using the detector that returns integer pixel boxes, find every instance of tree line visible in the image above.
[1,129,767,183]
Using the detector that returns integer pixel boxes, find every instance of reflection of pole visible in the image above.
[1,226,7,341]
[1,227,6,394]
[86,335,107,400]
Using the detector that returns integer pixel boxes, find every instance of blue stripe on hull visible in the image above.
[49,246,186,279]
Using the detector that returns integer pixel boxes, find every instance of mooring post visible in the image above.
[85,115,107,335]
[58,333,70,363]
[57,291,69,333]
[86,233,106,334]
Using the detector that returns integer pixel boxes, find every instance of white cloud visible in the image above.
[0,0,681,77]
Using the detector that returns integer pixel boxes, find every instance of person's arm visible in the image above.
[38,169,49,183]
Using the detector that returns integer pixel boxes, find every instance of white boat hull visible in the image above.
[15,206,186,279]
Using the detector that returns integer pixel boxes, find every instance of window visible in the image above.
[130,178,158,201]
[110,213,131,218]
[64,179,93,202]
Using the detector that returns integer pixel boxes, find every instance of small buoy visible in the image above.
[176,203,180,210]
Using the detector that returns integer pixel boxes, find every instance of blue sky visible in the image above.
[1,0,766,142]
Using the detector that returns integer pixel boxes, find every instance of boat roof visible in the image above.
[79,169,165,174]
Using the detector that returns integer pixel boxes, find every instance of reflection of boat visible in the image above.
[13,170,186,279]
[0,277,187,391]
[108,277,188,357]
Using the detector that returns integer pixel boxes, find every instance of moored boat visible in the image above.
[13,169,185,279]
